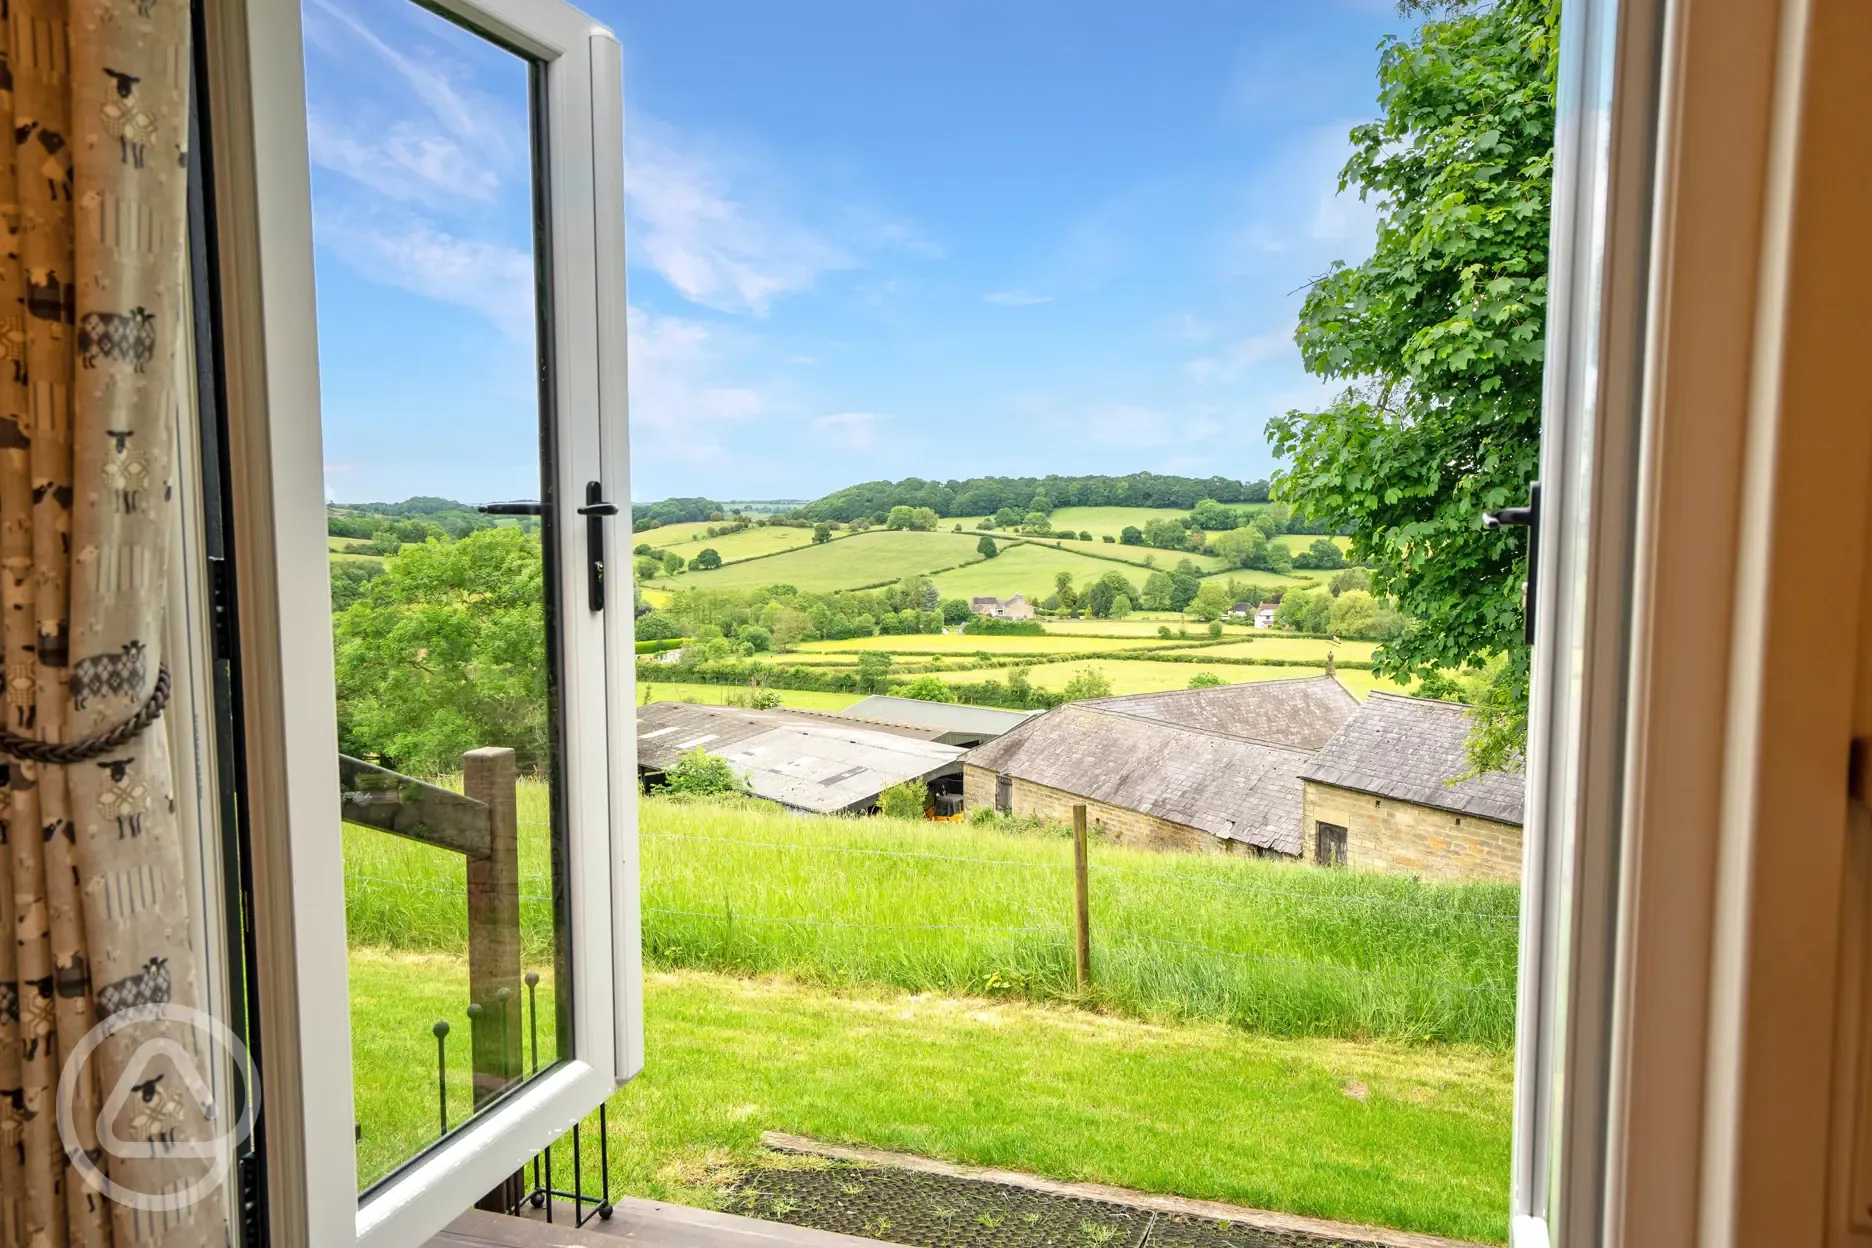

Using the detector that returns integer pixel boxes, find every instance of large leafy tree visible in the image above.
[334,526,550,774]
[1266,0,1557,769]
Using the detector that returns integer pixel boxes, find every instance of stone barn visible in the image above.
[1299,693,1525,882]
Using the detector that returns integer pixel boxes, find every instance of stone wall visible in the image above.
[1301,780,1522,883]
[961,764,1267,855]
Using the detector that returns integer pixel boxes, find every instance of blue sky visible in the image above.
[303,0,1407,507]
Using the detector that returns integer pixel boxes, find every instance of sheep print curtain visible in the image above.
[0,0,226,1244]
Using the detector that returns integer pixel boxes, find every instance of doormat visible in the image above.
[725,1157,1387,1248]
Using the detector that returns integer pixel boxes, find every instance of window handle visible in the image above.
[582,481,613,611]
[1483,481,1541,646]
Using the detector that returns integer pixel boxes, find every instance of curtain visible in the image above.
[0,0,226,1244]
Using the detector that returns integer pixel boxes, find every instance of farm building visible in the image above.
[962,677,1525,880]
[969,593,1035,620]
[636,702,965,814]
[1227,601,1254,619]
[1255,602,1278,628]
[1299,693,1525,882]
[960,677,1359,856]
[843,695,1041,747]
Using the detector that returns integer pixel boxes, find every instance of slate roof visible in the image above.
[962,703,1311,855]
[636,702,962,814]
[1082,675,1359,752]
[1300,693,1526,825]
[844,695,1040,743]
[635,702,944,770]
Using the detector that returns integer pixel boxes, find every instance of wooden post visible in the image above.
[464,748,523,1210]
[1073,803,1091,992]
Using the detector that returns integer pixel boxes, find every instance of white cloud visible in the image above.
[320,219,536,342]
[627,305,764,462]
[1185,330,1295,383]
[627,123,850,316]
[810,412,889,452]
[984,290,1053,307]
[1077,404,1223,450]
[307,118,498,205]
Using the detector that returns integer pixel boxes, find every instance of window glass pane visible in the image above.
[299,0,569,1192]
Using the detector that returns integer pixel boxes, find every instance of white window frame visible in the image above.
[1509,0,1667,1244]
[199,1,639,1244]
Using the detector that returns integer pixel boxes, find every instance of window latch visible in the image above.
[1483,480,1541,646]
[579,482,617,611]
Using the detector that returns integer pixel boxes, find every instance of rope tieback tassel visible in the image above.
[0,663,171,765]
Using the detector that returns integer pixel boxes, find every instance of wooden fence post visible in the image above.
[1073,803,1091,991]
[463,747,521,1098]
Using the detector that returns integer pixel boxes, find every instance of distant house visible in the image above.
[637,702,965,814]
[843,695,1040,748]
[1254,602,1278,629]
[969,594,1034,621]
[1227,601,1254,619]
[1299,693,1525,882]
[960,677,1360,855]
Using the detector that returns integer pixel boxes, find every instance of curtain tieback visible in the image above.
[0,664,171,765]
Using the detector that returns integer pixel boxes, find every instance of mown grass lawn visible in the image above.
[349,956,1512,1245]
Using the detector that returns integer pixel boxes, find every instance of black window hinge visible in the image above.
[208,555,235,661]
[1483,481,1541,647]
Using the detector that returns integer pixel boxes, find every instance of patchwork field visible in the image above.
[648,529,983,592]
[792,633,1174,656]
[926,541,1226,600]
[1202,637,1381,662]
[929,660,1412,698]
[638,524,820,564]
[637,681,864,711]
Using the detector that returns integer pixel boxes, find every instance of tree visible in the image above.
[1190,499,1239,530]
[1168,564,1202,612]
[896,674,958,703]
[739,626,772,652]
[660,747,748,798]
[1140,570,1173,611]
[940,598,973,625]
[1210,525,1268,570]
[690,548,723,571]
[878,778,931,820]
[976,534,999,559]
[1054,571,1078,614]
[635,611,682,641]
[909,506,941,531]
[765,606,810,652]
[1329,566,1373,595]
[1078,530,1093,541]
[1266,0,1555,765]
[812,522,832,544]
[1264,542,1294,574]
[1062,667,1113,701]
[1143,518,1190,550]
[1294,537,1347,570]
[1189,671,1225,688]
[886,505,915,529]
[1110,594,1133,618]
[1119,525,1144,546]
[635,555,662,582]
[1189,582,1233,622]
[333,527,549,774]
[856,651,893,693]
[1275,588,1332,634]
[661,551,685,576]
[850,515,874,532]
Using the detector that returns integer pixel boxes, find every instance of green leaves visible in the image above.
[1273,0,1556,742]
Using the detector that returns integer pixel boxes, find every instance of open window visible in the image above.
[193,0,637,1243]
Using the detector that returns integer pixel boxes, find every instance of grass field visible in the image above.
[639,681,863,711]
[927,542,1224,600]
[639,524,819,564]
[1202,637,1381,663]
[792,633,1180,656]
[649,530,982,592]
[351,959,1512,1243]
[929,661,1411,698]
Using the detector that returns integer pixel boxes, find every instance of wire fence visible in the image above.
[344,799,1522,1045]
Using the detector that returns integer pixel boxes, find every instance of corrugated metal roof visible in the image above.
[963,704,1310,855]
[636,702,962,814]
[1083,675,1359,751]
[1300,693,1525,825]
[844,696,1040,739]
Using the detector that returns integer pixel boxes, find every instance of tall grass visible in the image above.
[344,786,1519,1046]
